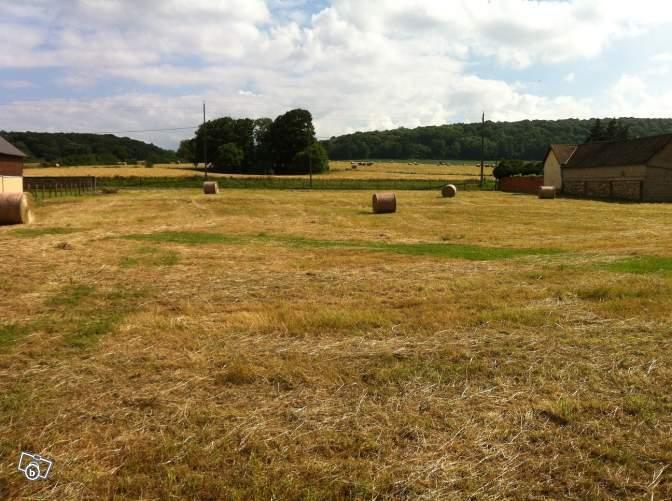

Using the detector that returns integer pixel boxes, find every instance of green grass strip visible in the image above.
[123,231,561,261]
[125,231,244,245]
[604,256,672,274]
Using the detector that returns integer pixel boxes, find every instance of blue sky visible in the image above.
[1,0,672,149]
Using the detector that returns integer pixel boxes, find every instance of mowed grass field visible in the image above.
[25,161,493,181]
[1,189,671,499]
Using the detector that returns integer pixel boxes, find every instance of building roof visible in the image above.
[545,143,577,165]
[564,133,672,169]
[0,136,26,157]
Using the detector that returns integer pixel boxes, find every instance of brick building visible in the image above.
[0,136,26,176]
[0,136,26,193]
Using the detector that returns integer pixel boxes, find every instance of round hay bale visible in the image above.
[0,193,34,226]
[203,181,219,195]
[372,192,396,214]
[441,184,457,198]
[538,186,556,199]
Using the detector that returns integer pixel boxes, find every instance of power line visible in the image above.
[74,126,199,135]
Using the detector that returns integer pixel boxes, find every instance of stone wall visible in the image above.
[562,179,642,201]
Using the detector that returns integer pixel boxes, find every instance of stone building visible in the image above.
[543,134,672,202]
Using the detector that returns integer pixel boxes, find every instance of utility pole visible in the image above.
[307,126,313,189]
[480,111,485,188]
[203,101,208,180]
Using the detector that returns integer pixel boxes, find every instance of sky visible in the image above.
[1,0,672,149]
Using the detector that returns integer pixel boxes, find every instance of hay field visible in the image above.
[1,189,671,499]
[325,161,492,180]
[24,164,205,178]
[26,161,493,181]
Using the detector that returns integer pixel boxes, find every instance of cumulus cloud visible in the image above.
[651,52,672,62]
[607,75,672,117]
[0,0,671,147]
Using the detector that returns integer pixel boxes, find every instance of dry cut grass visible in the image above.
[0,189,671,499]
[25,164,205,178]
[26,161,493,181]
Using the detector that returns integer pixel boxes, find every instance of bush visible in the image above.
[493,159,542,179]
[289,142,330,174]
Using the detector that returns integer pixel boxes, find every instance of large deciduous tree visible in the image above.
[291,142,330,174]
[215,143,244,170]
[268,109,316,174]
[177,139,196,165]
[188,110,326,175]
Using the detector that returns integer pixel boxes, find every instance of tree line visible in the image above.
[492,118,635,178]
[322,117,672,161]
[0,131,176,166]
[177,108,329,175]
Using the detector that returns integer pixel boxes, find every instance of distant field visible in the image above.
[1,189,671,499]
[26,161,494,181]
[25,164,205,178]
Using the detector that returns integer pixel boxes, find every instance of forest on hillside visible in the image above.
[0,131,177,165]
[5,117,672,167]
[321,118,672,161]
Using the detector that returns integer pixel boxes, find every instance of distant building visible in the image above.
[543,144,577,190]
[0,136,26,193]
[543,134,672,202]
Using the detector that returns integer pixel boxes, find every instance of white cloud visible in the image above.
[606,75,672,117]
[651,52,672,62]
[0,0,671,147]
[564,72,576,83]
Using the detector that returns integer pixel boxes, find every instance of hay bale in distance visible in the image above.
[0,193,34,226]
[203,181,219,195]
[538,186,556,199]
[372,192,396,214]
[441,184,458,198]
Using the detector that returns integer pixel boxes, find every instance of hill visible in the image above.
[0,131,177,166]
[322,118,672,161]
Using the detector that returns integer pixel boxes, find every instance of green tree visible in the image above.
[214,143,244,171]
[605,119,618,141]
[268,109,315,173]
[586,119,605,142]
[291,142,329,174]
[192,117,257,171]
[177,139,196,165]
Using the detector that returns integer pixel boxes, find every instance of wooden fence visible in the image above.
[24,176,97,198]
[99,176,492,191]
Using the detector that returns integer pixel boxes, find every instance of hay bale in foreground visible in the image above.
[538,186,556,199]
[203,181,219,195]
[372,192,396,214]
[441,184,458,198]
[0,193,34,225]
